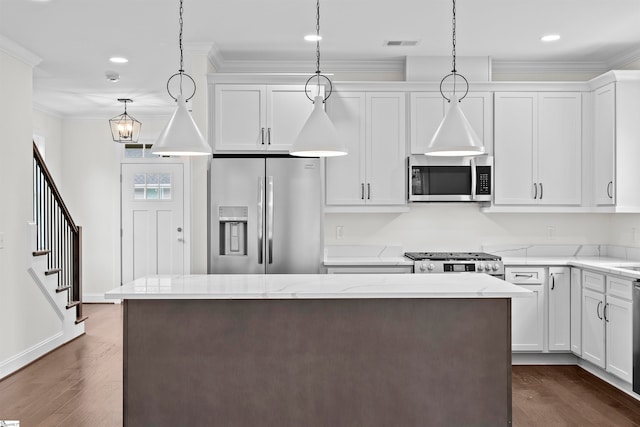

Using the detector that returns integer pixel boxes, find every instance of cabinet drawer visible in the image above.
[583,270,605,293]
[606,275,633,300]
[506,267,545,284]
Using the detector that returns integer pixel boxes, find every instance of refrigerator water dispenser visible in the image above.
[218,206,248,256]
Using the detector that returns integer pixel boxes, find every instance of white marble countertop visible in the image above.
[104,273,532,300]
[503,256,640,278]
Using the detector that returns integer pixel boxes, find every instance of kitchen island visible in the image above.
[105,273,530,427]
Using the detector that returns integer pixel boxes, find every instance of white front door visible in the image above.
[121,163,185,284]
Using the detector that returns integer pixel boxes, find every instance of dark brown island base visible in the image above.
[106,274,531,426]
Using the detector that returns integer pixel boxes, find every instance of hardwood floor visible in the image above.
[1,303,639,426]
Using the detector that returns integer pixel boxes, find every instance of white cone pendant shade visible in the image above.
[426,95,485,157]
[290,96,347,157]
[151,95,211,156]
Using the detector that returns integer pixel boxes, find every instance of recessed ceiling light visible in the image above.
[109,57,129,64]
[304,34,322,42]
[540,34,561,42]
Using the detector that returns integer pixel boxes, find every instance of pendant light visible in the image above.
[425,0,485,157]
[290,0,347,157]
[109,98,141,143]
[152,0,211,156]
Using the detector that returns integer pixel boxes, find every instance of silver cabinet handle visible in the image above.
[367,183,371,200]
[267,128,271,145]
[539,183,543,200]
[607,181,613,199]
[604,303,609,323]
[361,183,365,200]
[515,273,533,278]
[267,176,274,264]
[257,176,264,264]
[533,183,538,199]
[596,301,603,320]
[550,273,555,290]
[261,128,265,145]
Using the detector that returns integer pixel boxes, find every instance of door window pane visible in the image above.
[132,172,172,200]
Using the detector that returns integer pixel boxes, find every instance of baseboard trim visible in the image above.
[0,329,84,381]
[512,352,578,365]
[577,359,640,402]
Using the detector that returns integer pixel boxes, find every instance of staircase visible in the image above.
[30,142,86,328]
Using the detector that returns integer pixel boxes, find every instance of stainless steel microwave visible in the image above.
[408,155,493,202]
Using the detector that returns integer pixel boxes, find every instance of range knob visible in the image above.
[477,263,484,272]
[427,263,435,271]
[419,262,427,272]
[492,263,500,271]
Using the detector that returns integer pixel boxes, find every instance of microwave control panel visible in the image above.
[476,166,491,195]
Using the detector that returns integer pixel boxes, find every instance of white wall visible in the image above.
[33,109,63,183]
[325,205,615,250]
[0,48,61,372]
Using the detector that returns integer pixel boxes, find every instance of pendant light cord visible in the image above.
[451,0,456,74]
[165,0,196,102]
[304,0,332,103]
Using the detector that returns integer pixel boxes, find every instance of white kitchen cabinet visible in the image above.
[325,91,406,206]
[506,267,545,352]
[570,267,582,356]
[593,83,615,205]
[581,270,633,382]
[494,92,582,206]
[409,92,491,154]
[548,267,570,351]
[213,84,319,152]
[582,287,606,368]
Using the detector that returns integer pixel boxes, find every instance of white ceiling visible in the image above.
[1,0,639,118]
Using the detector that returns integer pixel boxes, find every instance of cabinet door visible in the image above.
[582,288,606,369]
[410,93,444,154]
[266,85,317,151]
[214,84,266,151]
[570,267,582,356]
[548,267,571,351]
[494,93,537,205]
[458,92,491,153]
[537,93,582,205]
[605,295,633,382]
[366,92,406,205]
[512,283,545,351]
[325,92,367,205]
[593,83,615,205]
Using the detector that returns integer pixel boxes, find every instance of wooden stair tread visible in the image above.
[45,268,62,276]
[55,285,71,293]
[32,249,51,257]
[66,301,81,309]
[75,316,88,324]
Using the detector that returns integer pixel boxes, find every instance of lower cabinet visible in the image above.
[581,270,633,382]
[570,267,582,356]
[507,267,546,351]
[548,267,570,351]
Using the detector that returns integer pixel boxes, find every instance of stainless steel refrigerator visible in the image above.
[208,155,323,274]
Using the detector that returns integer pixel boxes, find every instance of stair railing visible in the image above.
[33,142,84,323]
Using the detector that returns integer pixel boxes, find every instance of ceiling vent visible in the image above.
[385,40,419,47]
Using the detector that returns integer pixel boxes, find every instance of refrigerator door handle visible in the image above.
[258,176,264,264]
[267,176,274,264]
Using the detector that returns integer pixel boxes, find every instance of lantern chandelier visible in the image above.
[109,98,141,143]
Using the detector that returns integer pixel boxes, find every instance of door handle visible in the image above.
[596,301,603,320]
[261,127,265,145]
[267,176,274,264]
[603,303,609,323]
[607,181,613,199]
[361,183,365,200]
[515,274,533,278]
[267,128,271,145]
[367,183,371,200]
[258,176,264,264]
[533,183,538,199]
[550,273,555,290]
[539,183,543,200]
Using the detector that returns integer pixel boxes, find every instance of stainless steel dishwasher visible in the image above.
[633,281,640,394]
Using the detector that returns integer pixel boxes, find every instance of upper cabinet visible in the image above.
[213,84,320,152]
[590,73,640,211]
[325,91,406,208]
[410,92,491,155]
[494,92,582,206]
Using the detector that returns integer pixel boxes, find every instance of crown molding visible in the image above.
[606,46,640,69]
[0,34,42,67]
[492,60,608,75]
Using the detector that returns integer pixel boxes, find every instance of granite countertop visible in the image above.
[104,273,532,300]
[503,256,640,278]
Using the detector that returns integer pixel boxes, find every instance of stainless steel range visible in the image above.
[404,252,504,277]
